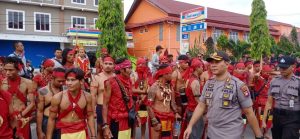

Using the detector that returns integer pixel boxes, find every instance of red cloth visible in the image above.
[233,71,248,83]
[43,59,55,68]
[0,90,13,139]
[106,75,133,131]
[7,77,26,103]
[185,77,199,112]
[115,60,132,71]
[76,57,90,73]
[58,90,86,120]
[33,74,52,88]
[154,66,172,80]
[56,120,88,137]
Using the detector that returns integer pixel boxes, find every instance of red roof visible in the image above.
[125,0,292,34]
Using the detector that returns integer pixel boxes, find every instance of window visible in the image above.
[243,32,249,42]
[34,12,51,32]
[212,29,223,42]
[94,0,98,6]
[176,25,180,41]
[71,16,86,28]
[229,31,239,43]
[159,23,163,41]
[94,18,97,29]
[72,0,85,5]
[6,9,25,31]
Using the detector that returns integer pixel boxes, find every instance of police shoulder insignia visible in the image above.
[240,85,249,97]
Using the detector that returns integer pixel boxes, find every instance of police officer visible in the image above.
[183,51,263,139]
[262,56,300,139]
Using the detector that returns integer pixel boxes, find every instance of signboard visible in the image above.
[182,34,189,40]
[126,32,133,40]
[127,40,134,48]
[67,28,101,38]
[180,42,189,54]
[72,40,97,46]
[181,7,207,23]
[182,22,207,33]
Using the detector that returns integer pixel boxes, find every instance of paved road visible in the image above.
[30,123,271,139]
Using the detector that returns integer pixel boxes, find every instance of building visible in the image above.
[125,0,300,58]
[0,0,99,67]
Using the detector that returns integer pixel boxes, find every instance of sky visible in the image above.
[124,0,300,27]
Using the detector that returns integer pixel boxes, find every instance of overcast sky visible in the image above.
[124,0,300,27]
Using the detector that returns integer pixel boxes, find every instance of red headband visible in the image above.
[236,63,245,69]
[52,71,65,78]
[178,60,189,63]
[262,65,272,72]
[155,66,172,80]
[43,59,55,68]
[115,60,132,71]
[68,49,75,55]
[101,48,108,53]
[103,57,114,63]
[245,61,253,66]
[137,58,146,66]
[67,72,76,78]
[191,58,203,70]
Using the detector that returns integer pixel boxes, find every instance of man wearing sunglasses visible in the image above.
[262,56,300,139]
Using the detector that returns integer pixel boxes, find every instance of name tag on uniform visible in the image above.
[289,99,294,108]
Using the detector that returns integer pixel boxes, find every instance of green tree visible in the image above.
[189,34,205,58]
[204,37,215,58]
[249,0,271,60]
[227,40,250,62]
[217,34,229,51]
[278,36,294,55]
[96,0,128,58]
[290,26,299,49]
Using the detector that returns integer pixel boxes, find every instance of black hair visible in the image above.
[53,67,66,73]
[253,60,260,65]
[62,48,72,65]
[0,56,5,63]
[158,64,169,70]
[55,48,62,51]
[156,45,162,52]
[178,55,189,61]
[177,55,190,65]
[114,57,127,74]
[167,54,173,58]
[13,41,22,50]
[4,56,23,70]
[65,68,84,80]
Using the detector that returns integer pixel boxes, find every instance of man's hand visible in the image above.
[261,121,267,129]
[154,123,162,131]
[37,131,45,139]
[0,116,3,127]
[103,127,113,139]
[183,125,192,139]
[175,113,181,120]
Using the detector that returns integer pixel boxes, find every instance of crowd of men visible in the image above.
[0,42,299,139]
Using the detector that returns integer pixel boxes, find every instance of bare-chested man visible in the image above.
[33,59,55,91]
[36,67,66,139]
[180,58,205,139]
[95,48,109,74]
[1,57,35,139]
[148,64,181,139]
[172,55,190,115]
[102,58,135,139]
[90,56,115,139]
[46,68,96,139]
